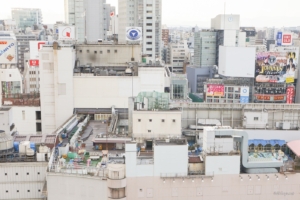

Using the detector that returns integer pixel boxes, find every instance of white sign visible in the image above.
[240,87,249,97]
[0,40,17,64]
[126,27,142,41]
[29,41,46,59]
[58,26,76,40]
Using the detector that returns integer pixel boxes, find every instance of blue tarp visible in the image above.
[248,139,286,146]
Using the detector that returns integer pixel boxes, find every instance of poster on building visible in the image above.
[0,40,17,64]
[207,84,224,97]
[58,26,76,40]
[240,86,249,103]
[286,86,295,104]
[255,49,298,83]
[29,41,46,60]
[126,27,142,41]
[282,33,293,46]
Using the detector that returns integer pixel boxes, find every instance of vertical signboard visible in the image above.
[276,32,282,46]
[286,86,295,104]
[207,84,225,97]
[240,86,249,103]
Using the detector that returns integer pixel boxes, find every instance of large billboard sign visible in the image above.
[58,26,76,40]
[276,32,292,46]
[207,84,224,97]
[126,27,142,41]
[255,49,298,83]
[0,40,16,64]
[286,86,295,104]
[30,41,46,60]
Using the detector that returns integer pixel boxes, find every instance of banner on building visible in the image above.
[58,26,76,40]
[0,40,16,64]
[240,86,249,103]
[255,49,299,83]
[286,86,295,104]
[126,27,142,41]
[207,84,224,97]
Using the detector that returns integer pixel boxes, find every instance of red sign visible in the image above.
[274,96,285,101]
[256,95,271,101]
[29,60,39,66]
[0,41,7,45]
[282,34,291,44]
[286,87,295,104]
[207,84,224,97]
[110,12,115,17]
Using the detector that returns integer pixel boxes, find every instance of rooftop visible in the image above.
[155,139,187,146]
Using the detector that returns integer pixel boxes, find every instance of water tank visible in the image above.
[13,142,19,152]
[30,142,36,152]
[19,141,30,154]
[39,145,49,153]
[26,147,35,156]
[0,131,13,151]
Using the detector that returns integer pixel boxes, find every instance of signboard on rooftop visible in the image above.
[0,39,16,64]
[58,26,76,40]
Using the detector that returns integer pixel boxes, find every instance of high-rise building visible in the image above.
[162,28,169,46]
[11,8,43,31]
[65,0,107,43]
[118,0,162,60]
[194,30,217,67]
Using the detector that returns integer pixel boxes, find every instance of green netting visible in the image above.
[135,91,170,110]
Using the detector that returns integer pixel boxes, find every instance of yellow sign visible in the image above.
[286,77,294,83]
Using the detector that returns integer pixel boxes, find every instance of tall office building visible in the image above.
[118,0,162,60]
[11,8,43,31]
[194,31,217,67]
[65,0,107,43]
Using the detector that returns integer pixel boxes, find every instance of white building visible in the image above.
[118,0,162,60]
[169,40,189,73]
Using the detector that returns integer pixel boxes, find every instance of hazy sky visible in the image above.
[1,0,299,28]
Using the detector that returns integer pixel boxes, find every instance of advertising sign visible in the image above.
[126,27,142,41]
[240,86,249,103]
[29,60,39,66]
[0,40,16,64]
[277,32,282,46]
[255,95,285,102]
[207,84,224,97]
[286,86,295,104]
[255,50,298,83]
[282,33,292,46]
[58,26,76,40]
[30,41,46,60]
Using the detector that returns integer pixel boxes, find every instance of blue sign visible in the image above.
[126,27,142,41]
[240,96,249,104]
[277,32,282,46]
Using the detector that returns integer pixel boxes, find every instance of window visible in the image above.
[107,50,110,53]
[138,119,141,122]
[94,51,97,54]
[87,50,89,53]
[146,42,152,45]
[146,48,152,51]
[254,117,259,121]
[6,190,8,193]
[148,130,151,133]
[149,119,152,122]
[172,84,184,99]
[146,17,152,19]
[79,50,82,53]
[16,173,18,175]
[146,11,152,13]
[37,172,40,175]
[146,30,152,32]
[27,173,29,175]
[146,23,152,26]
[5,173,7,176]
[100,51,103,54]
[173,119,176,122]
[27,190,30,192]
[146,36,152,38]
[38,189,41,192]
[114,50,117,53]
[162,119,165,122]
[17,190,19,193]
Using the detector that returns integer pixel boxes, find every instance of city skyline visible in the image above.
[0,0,300,28]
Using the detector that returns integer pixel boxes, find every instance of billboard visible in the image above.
[286,86,295,104]
[58,26,76,40]
[240,86,249,103]
[126,27,142,41]
[207,84,224,97]
[219,46,256,78]
[30,41,46,60]
[29,60,39,66]
[0,40,16,64]
[282,33,292,46]
[255,49,298,83]
[276,32,282,46]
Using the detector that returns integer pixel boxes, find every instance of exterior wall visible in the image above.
[194,31,217,67]
[132,111,181,138]
[76,44,142,67]
[73,67,165,109]
[186,66,212,94]
[169,41,189,73]
[39,45,75,134]
[0,68,23,93]
[211,14,240,30]
[11,8,43,30]
[125,174,300,200]
[66,0,85,42]
[0,108,13,135]
[205,156,240,175]
[47,173,107,200]
[0,162,47,200]
[11,106,41,135]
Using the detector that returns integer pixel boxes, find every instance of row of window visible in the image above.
[79,50,117,54]
[4,172,40,176]
[138,119,176,122]
[29,71,39,74]
[5,189,41,193]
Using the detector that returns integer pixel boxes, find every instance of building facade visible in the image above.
[11,8,43,31]
[118,0,162,60]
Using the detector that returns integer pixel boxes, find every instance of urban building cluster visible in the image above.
[0,1,300,200]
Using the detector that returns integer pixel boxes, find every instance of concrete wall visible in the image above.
[73,67,165,109]
[0,162,47,200]
[205,156,240,175]
[47,173,107,200]
[125,173,300,200]
[0,108,13,135]
[154,144,188,177]
[132,111,181,138]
